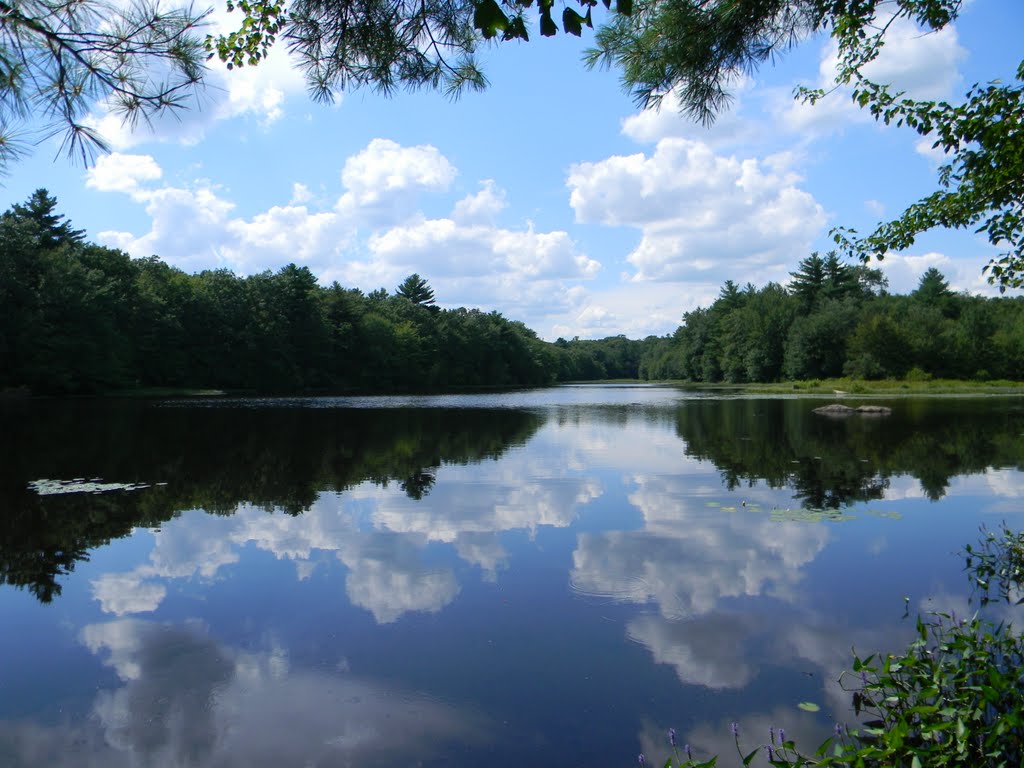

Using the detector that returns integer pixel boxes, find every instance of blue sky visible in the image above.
[6,0,1023,339]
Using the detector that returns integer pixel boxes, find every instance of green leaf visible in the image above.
[473,0,509,39]
[797,701,820,712]
[539,7,557,36]
[562,7,584,36]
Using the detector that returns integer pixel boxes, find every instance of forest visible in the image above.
[1,189,1022,395]
[640,253,1024,383]
[0,190,642,394]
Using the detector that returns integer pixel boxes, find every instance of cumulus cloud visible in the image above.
[452,180,508,224]
[337,138,457,217]
[778,16,966,136]
[367,219,599,281]
[620,78,757,147]
[85,153,162,197]
[89,139,602,336]
[568,138,826,281]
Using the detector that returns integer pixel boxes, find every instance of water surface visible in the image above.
[1,385,1022,767]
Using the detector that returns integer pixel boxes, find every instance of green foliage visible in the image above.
[965,524,1024,608]
[830,60,1024,290]
[0,191,563,394]
[396,273,437,306]
[640,260,1024,385]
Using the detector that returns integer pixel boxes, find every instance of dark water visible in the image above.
[1,385,1022,767]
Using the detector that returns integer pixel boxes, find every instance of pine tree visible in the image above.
[8,190,85,249]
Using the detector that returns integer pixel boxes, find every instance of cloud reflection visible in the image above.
[571,475,830,620]
[0,619,481,768]
[90,453,604,623]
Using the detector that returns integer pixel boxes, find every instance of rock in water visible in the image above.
[812,404,892,416]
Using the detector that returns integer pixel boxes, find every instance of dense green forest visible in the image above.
[2,190,1022,394]
[640,253,1024,382]
[0,190,644,393]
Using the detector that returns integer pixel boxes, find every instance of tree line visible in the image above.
[3,190,1022,394]
[640,252,1024,383]
[0,191,585,394]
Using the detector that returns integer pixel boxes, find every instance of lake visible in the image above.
[1,384,1022,767]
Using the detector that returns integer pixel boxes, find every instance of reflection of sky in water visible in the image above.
[0,619,479,768]
[2,390,1024,767]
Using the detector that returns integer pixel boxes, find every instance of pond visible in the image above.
[1,384,1022,767]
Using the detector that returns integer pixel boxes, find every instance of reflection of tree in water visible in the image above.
[673,398,1024,509]
[0,401,544,603]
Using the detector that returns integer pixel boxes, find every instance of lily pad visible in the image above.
[28,478,154,496]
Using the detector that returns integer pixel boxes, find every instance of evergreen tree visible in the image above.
[913,267,958,318]
[7,190,85,249]
[789,253,826,314]
[396,274,436,307]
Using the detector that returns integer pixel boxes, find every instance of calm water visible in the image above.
[1,385,1023,767]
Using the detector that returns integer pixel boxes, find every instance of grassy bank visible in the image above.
[666,377,1024,396]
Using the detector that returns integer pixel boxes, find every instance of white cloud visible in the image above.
[89,139,606,336]
[289,182,313,204]
[568,138,826,281]
[778,16,966,136]
[452,180,508,224]
[338,138,456,212]
[367,219,599,280]
[620,79,756,147]
[874,250,1003,296]
[85,153,162,197]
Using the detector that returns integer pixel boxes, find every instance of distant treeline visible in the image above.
[640,253,1024,382]
[0,190,642,394]
[3,190,1022,393]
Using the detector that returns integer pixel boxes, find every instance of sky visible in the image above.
[5,0,1023,340]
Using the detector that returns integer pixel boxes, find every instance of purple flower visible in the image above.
[767,745,775,762]
[779,728,785,744]
[638,753,645,766]
[770,726,775,745]
[669,728,677,748]
[685,744,692,761]
[835,723,842,738]
[731,722,739,738]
